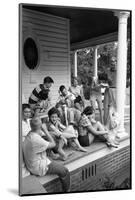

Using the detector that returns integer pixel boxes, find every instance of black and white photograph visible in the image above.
[19,3,131,196]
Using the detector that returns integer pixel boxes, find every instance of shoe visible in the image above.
[106,142,118,148]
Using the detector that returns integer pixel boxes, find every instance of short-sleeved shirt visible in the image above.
[22,119,31,177]
[23,131,51,176]
[69,85,82,97]
[56,91,75,108]
[29,84,51,106]
[22,119,31,142]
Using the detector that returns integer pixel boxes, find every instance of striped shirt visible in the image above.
[29,84,50,105]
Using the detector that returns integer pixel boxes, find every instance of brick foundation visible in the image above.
[44,144,130,193]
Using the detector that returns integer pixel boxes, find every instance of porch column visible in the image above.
[93,46,98,79]
[74,50,78,77]
[114,11,130,137]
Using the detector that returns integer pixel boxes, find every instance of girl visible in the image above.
[78,106,119,148]
[47,107,87,161]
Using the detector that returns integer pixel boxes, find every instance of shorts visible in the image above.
[78,135,89,146]
[78,133,95,146]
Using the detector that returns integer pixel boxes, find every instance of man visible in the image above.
[23,117,70,192]
[29,76,54,115]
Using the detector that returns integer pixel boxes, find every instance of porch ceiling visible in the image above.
[23,4,131,49]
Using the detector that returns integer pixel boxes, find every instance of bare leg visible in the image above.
[57,107,65,124]
[90,95,96,112]
[72,138,87,152]
[97,96,104,124]
[67,108,75,124]
[95,122,118,148]
[62,126,77,139]
[57,139,67,161]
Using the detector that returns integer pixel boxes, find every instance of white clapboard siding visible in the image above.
[23,9,67,25]
[21,8,70,104]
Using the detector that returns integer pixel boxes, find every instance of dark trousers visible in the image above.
[47,161,70,192]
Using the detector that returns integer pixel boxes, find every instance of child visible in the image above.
[78,106,119,148]
[22,104,32,142]
[47,107,87,160]
[74,95,84,112]
[23,117,70,192]
[69,77,84,99]
[56,85,81,125]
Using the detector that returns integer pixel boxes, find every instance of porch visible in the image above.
[21,120,130,195]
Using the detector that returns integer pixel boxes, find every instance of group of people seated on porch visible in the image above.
[22,75,120,192]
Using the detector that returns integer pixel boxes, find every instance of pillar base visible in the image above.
[117,130,129,141]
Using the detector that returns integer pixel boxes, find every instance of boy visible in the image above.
[78,106,118,148]
[56,85,81,125]
[23,117,70,192]
[29,76,54,116]
[47,107,87,160]
[74,95,84,112]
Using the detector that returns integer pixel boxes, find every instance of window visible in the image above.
[23,37,39,70]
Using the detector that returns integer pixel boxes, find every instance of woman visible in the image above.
[103,78,120,142]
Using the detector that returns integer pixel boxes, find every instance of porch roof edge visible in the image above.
[71,29,130,51]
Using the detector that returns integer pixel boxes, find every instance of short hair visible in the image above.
[30,117,41,129]
[82,106,94,116]
[59,85,66,93]
[43,76,54,84]
[48,107,60,118]
[22,103,30,111]
[74,95,82,104]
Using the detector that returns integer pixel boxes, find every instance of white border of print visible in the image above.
[0,0,134,200]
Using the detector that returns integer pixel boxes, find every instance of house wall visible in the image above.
[21,8,71,105]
